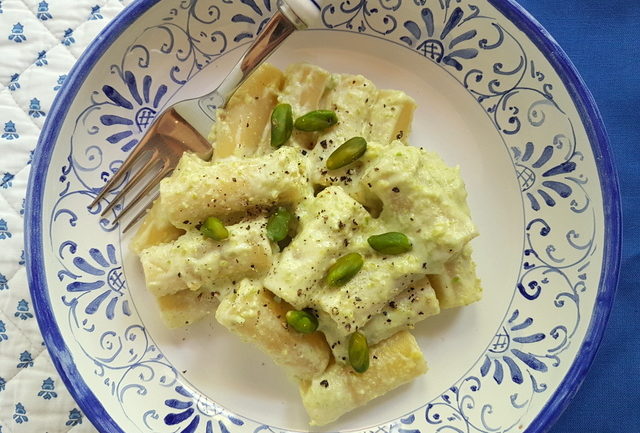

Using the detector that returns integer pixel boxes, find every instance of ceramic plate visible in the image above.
[26,0,621,432]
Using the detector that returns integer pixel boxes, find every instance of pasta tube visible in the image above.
[139,217,272,297]
[319,276,440,362]
[216,279,331,380]
[160,147,311,229]
[211,63,284,158]
[428,244,482,309]
[365,89,416,145]
[279,63,332,149]
[130,198,184,254]
[360,141,478,273]
[263,186,371,309]
[156,289,219,328]
[298,331,427,426]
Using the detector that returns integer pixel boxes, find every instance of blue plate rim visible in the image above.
[24,1,621,433]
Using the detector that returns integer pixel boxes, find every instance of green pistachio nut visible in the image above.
[326,252,364,286]
[266,207,292,242]
[326,136,367,170]
[367,232,412,254]
[200,216,229,241]
[294,110,338,132]
[270,103,293,148]
[348,331,370,373]
[286,309,319,334]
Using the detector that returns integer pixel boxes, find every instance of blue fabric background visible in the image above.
[516,0,640,431]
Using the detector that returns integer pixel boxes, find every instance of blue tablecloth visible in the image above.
[516,0,640,431]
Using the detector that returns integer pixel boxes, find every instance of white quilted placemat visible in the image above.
[0,1,134,431]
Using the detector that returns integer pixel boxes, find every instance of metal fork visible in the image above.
[88,0,320,232]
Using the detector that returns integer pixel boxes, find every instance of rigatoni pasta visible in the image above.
[159,147,311,229]
[134,63,481,425]
[211,63,284,158]
[138,217,272,297]
[297,331,428,426]
[216,279,331,380]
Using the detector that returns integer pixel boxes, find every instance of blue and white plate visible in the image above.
[25,1,621,432]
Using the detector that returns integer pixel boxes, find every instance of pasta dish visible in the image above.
[131,63,481,425]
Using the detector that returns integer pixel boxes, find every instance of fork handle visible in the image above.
[173,0,321,139]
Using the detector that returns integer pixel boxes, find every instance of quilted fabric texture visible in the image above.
[0,1,132,431]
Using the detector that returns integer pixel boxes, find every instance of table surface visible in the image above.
[0,0,637,432]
